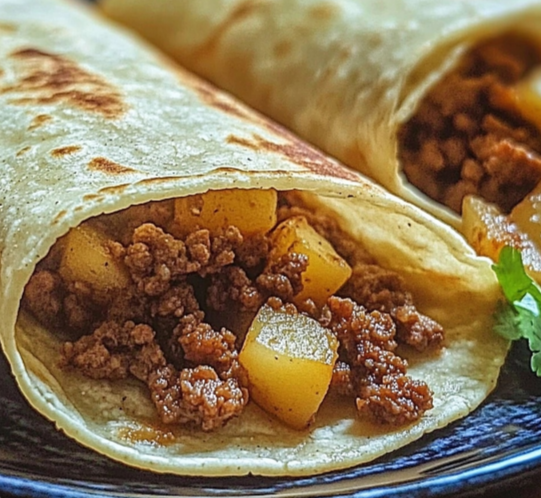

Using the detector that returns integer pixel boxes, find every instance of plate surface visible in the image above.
[0,341,540,498]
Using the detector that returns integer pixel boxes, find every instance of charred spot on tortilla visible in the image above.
[82,193,103,202]
[308,2,340,22]
[273,40,292,58]
[52,210,67,225]
[28,113,52,130]
[2,48,126,118]
[226,133,360,181]
[191,0,259,60]
[193,79,257,122]
[16,145,31,157]
[0,22,16,33]
[51,145,82,157]
[88,157,137,175]
[97,183,130,195]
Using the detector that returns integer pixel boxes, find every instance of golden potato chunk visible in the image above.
[461,195,541,281]
[239,304,338,429]
[173,188,277,236]
[509,181,541,250]
[269,216,352,306]
[59,222,130,296]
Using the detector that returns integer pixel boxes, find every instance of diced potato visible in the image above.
[59,222,131,295]
[269,216,352,306]
[239,304,338,430]
[172,188,277,236]
[509,181,541,250]
[513,68,541,132]
[461,195,541,282]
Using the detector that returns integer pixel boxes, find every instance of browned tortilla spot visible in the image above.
[191,78,255,121]
[0,23,16,33]
[98,184,130,195]
[308,2,340,21]
[52,210,67,225]
[88,157,136,175]
[51,145,82,157]
[28,114,52,130]
[273,40,292,58]
[3,48,126,118]
[16,146,31,157]
[226,133,359,181]
[192,1,259,59]
[136,176,183,186]
[82,194,102,202]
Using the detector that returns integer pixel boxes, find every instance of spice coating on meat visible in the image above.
[400,33,541,214]
[341,264,444,351]
[148,365,247,431]
[325,297,433,425]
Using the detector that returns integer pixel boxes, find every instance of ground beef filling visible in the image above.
[23,200,444,430]
[400,33,541,214]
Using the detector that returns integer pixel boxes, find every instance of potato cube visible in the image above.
[510,181,541,249]
[239,304,338,429]
[59,222,131,295]
[173,188,277,236]
[269,216,352,306]
[461,195,541,281]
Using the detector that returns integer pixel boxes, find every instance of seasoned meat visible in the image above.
[256,252,308,301]
[341,264,444,351]
[63,321,166,382]
[392,305,444,351]
[400,33,541,214]
[148,365,248,431]
[23,270,65,329]
[207,266,264,312]
[325,296,433,426]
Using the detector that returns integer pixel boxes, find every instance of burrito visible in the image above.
[100,0,541,280]
[1,0,506,477]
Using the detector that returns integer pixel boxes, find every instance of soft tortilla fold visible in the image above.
[100,0,541,229]
[0,0,506,477]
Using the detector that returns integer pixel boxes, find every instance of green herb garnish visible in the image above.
[492,246,541,375]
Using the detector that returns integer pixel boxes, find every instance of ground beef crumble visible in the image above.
[324,297,433,425]
[22,196,444,430]
[400,33,541,214]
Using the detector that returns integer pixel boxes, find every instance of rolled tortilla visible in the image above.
[100,0,541,229]
[1,0,506,477]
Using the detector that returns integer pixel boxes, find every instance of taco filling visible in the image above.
[22,189,443,432]
[399,32,541,275]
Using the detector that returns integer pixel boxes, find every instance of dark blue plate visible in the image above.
[0,341,540,498]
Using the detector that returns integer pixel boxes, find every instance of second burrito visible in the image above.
[101,0,541,280]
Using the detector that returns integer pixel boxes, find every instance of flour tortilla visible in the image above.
[0,0,506,477]
[101,0,541,229]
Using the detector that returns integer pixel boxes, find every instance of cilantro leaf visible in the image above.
[493,302,523,341]
[492,247,541,376]
[492,246,539,302]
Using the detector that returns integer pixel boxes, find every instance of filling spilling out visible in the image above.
[23,189,444,432]
[399,32,541,276]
